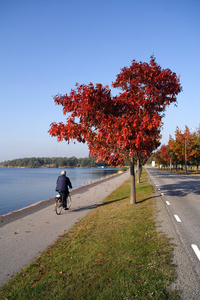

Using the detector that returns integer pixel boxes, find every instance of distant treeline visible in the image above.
[3,157,110,168]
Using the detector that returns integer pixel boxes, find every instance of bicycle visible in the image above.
[55,193,72,215]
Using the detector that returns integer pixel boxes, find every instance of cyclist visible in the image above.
[56,170,72,210]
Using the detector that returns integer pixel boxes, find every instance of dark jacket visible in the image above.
[56,175,72,193]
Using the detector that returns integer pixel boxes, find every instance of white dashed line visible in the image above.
[166,201,170,205]
[191,244,200,261]
[174,215,181,222]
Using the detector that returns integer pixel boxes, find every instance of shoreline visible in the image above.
[0,167,124,217]
[0,171,126,225]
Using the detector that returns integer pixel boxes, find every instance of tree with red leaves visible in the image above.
[154,145,170,169]
[49,56,182,203]
[168,126,200,172]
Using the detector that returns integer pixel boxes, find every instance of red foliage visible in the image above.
[168,126,200,165]
[160,145,170,165]
[49,56,182,166]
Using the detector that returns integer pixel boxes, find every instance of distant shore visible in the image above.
[1,157,111,169]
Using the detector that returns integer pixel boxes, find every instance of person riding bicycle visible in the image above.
[56,170,72,210]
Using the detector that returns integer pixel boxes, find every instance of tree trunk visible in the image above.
[139,164,142,179]
[130,157,136,204]
[137,158,140,183]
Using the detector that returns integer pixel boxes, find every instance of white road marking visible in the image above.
[166,201,170,205]
[174,215,181,222]
[191,244,200,261]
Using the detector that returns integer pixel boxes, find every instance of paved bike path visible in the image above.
[0,171,130,287]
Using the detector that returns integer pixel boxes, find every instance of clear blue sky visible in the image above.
[1,0,200,162]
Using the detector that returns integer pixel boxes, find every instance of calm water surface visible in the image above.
[0,167,119,215]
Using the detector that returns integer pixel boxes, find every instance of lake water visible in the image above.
[0,167,119,216]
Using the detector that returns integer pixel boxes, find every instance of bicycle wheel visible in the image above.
[55,198,63,215]
[67,194,72,209]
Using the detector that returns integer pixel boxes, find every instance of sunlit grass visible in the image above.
[0,170,180,299]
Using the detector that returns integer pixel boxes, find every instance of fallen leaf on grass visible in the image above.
[139,280,143,284]
[94,259,103,262]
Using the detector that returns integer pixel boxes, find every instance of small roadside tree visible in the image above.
[153,145,170,169]
[170,126,193,171]
[160,145,170,169]
[49,56,182,203]
[191,127,200,170]
[167,135,180,171]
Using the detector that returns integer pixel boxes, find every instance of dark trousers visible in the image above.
[58,191,68,208]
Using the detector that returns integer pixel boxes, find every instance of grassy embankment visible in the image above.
[0,170,180,299]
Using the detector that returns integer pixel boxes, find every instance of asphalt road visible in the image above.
[0,171,130,287]
[146,167,200,300]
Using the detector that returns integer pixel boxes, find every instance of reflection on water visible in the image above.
[0,167,119,215]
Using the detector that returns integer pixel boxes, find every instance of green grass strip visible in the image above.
[0,170,180,299]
